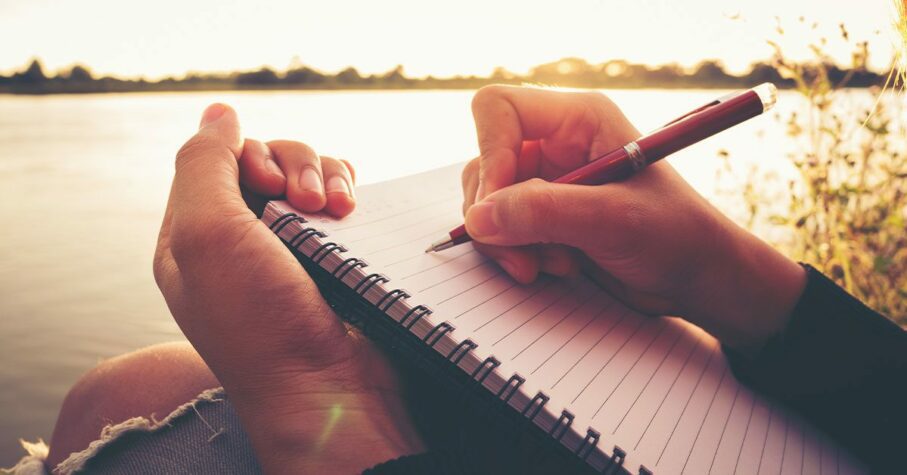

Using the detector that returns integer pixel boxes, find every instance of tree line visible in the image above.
[0,56,886,94]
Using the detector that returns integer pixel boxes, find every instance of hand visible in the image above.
[462,85,806,352]
[153,104,423,473]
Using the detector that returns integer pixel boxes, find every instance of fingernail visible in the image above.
[300,167,323,194]
[466,201,499,238]
[325,175,350,196]
[257,141,285,179]
[200,103,227,128]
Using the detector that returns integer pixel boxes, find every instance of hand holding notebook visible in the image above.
[153,104,425,473]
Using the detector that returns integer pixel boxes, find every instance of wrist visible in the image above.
[216,352,424,474]
[682,216,807,353]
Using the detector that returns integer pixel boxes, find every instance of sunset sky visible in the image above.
[0,0,900,79]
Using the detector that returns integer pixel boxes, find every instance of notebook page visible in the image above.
[276,163,865,475]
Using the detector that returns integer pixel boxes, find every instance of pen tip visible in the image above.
[426,236,455,253]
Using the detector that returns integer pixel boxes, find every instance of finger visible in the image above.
[339,159,356,184]
[267,140,325,212]
[471,85,599,199]
[537,244,581,277]
[169,103,247,264]
[238,138,286,197]
[464,177,639,251]
[461,157,480,215]
[321,155,356,218]
[473,243,539,284]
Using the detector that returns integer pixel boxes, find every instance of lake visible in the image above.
[0,88,817,465]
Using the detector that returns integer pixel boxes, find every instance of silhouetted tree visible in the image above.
[691,60,732,85]
[236,67,280,85]
[14,59,47,84]
[65,64,93,82]
[285,66,325,85]
[381,65,408,84]
[335,67,362,84]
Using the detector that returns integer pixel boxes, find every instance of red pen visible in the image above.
[425,82,778,253]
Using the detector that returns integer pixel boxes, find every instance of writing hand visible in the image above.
[462,86,806,352]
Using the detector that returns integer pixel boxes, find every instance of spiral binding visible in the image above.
[575,429,600,461]
[446,339,477,364]
[496,374,525,403]
[268,209,652,475]
[549,410,574,441]
[424,321,455,347]
[312,242,347,263]
[521,392,549,422]
[400,305,433,329]
[376,289,411,311]
[333,257,369,280]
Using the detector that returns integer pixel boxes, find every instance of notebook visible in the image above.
[261,163,865,475]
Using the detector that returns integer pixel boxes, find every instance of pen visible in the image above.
[426,82,778,253]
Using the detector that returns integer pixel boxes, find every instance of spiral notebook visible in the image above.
[261,163,865,475]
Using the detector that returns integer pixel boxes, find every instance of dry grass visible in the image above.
[720,17,907,324]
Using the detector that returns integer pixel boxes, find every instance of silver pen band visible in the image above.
[622,141,647,172]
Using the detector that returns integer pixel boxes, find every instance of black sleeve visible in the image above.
[362,451,478,475]
[724,264,907,472]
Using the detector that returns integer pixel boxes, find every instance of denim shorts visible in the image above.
[10,388,262,474]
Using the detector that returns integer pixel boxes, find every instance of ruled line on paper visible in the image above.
[731,392,757,474]
[511,293,593,360]
[343,211,453,244]
[633,340,701,450]
[589,323,672,417]
[545,307,628,381]
[531,307,604,375]
[472,280,555,332]
[416,260,488,293]
[392,248,476,275]
[656,350,718,465]
[566,318,653,398]
[679,366,730,474]
[492,287,574,346]
[612,331,686,434]
[434,272,500,305]
[330,196,451,231]
[756,403,774,475]
[365,224,453,255]
[452,281,517,319]
[705,385,741,474]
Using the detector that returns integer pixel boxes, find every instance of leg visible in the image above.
[46,342,219,469]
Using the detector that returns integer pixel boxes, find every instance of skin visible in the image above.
[49,88,807,472]
[461,85,807,353]
[151,103,423,474]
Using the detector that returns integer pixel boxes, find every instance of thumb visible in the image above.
[170,103,244,225]
[464,178,623,250]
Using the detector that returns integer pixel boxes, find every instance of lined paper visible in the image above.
[271,163,865,475]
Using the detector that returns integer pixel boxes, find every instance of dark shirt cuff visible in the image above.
[724,263,907,471]
[363,451,478,475]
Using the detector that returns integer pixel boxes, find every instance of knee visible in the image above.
[46,341,219,469]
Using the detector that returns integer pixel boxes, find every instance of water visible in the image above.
[0,88,805,465]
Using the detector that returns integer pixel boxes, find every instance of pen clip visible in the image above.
[659,90,742,128]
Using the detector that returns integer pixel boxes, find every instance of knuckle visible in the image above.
[461,158,479,187]
[175,134,220,170]
[516,178,558,238]
[471,84,508,112]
